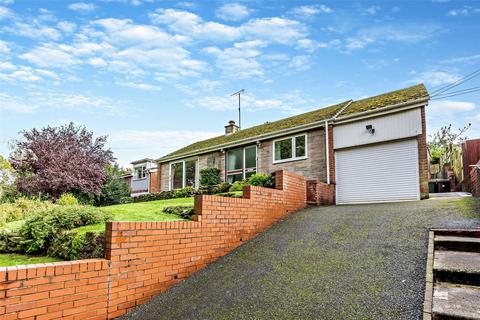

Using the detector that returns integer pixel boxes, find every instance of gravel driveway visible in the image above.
[119,197,480,320]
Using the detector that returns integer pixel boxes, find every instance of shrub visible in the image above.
[48,230,105,260]
[20,205,112,254]
[196,183,231,195]
[0,198,52,227]
[200,168,221,186]
[229,181,245,192]
[57,193,79,206]
[163,206,195,219]
[246,173,275,188]
[95,163,130,206]
[119,196,133,204]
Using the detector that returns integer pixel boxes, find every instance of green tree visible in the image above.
[0,155,17,202]
[95,163,130,206]
[428,123,471,164]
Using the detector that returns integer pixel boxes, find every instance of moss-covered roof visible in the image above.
[341,83,428,116]
[159,83,428,161]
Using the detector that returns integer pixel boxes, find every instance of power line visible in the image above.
[431,85,480,98]
[430,67,480,97]
[431,87,480,100]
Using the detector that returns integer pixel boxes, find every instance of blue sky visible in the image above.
[0,0,479,166]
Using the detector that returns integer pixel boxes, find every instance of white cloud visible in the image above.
[441,54,480,64]
[0,40,10,53]
[4,22,62,40]
[151,9,310,45]
[0,5,13,20]
[364,5,380,15]
[216,3,251,21]
[204,40,266,78]
[430,100,475,112]
[242,17,307,45]
[345,24,442,50]
[0,92,37,113]
[288,55,311,71]
[117,81,161,91]
[68,2,96,13]
[150,9,241,41]
[289,4,332,17]
[108,130,219,165]
[447,6,480,16]
[408,71,460,87]
[35,68,59,80]
[57,21,77,33]
[20,45,80,69]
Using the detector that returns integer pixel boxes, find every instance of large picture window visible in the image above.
[226,145,257,183]
[273,134,307,163]
[170,158,198,189]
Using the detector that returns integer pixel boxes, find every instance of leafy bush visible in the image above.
[0,198,52,227]
[196,183,231,195]
[246,173,275,188]
[229,181,245,192]
[48,230,105,260]
[163,206,195,220]
[95,163,130,206]
[200,168,221,186]
[20,205,112,254]
[217,192,243,198]
[131,183,231,203]
[57,193,79,206]
[119,196,133,204]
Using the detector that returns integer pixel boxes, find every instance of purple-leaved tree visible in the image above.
[10,122,114,199]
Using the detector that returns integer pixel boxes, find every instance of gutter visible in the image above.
[158,96,429,163]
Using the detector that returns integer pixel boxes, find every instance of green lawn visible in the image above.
[0,253,61,267]
[73,197,194,234]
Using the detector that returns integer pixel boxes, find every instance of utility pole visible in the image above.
[231,89,245,129]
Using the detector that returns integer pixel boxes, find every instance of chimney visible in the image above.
[225,120,239,135]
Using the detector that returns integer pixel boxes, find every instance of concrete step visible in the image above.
[432,282,480,319]
[435,235,480,253]
[434,229,480,237]
[434,251,480,286]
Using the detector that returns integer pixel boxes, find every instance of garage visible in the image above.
[335,139,420,204]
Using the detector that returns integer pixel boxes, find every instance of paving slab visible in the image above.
[434,251,480,274]
[433,283,480,319]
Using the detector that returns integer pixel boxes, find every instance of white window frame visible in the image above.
[226,145,257,183]
[168,157,199,190]
[133,165,147,180]
[272,134,308,164]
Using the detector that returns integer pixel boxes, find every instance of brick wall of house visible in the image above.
[257,129,327,182]
[159,162,169,192]
[328,124,335,185]
[418,106,430,199]
[0,170,306,319]
[198,151,225,183]
[149,168,160,193]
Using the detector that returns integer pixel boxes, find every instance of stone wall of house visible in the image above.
[257,128,327,182]
[198,151,225,182]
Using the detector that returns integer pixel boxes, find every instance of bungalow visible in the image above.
[122,158,160,196]
[131,84,430,204]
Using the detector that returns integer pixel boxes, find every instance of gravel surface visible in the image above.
[119,197,480,320]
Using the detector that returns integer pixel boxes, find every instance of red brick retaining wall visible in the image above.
[0,170,306,319]
[469,161,480,197]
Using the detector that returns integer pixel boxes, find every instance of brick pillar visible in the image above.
[418,106,429,199]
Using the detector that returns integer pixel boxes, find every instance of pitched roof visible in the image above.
[159,84,428,162]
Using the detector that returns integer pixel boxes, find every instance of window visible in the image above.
[134,165,147,180]
[226,145,257,183]
[273,134,307,163]
[170,158,198,189]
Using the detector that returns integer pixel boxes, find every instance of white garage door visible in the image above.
[335,139,420,204]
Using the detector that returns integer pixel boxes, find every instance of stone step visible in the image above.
[434,229,480,238]
[434,251,480,286]
[432,282,480,319]
[435,235,480,253]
